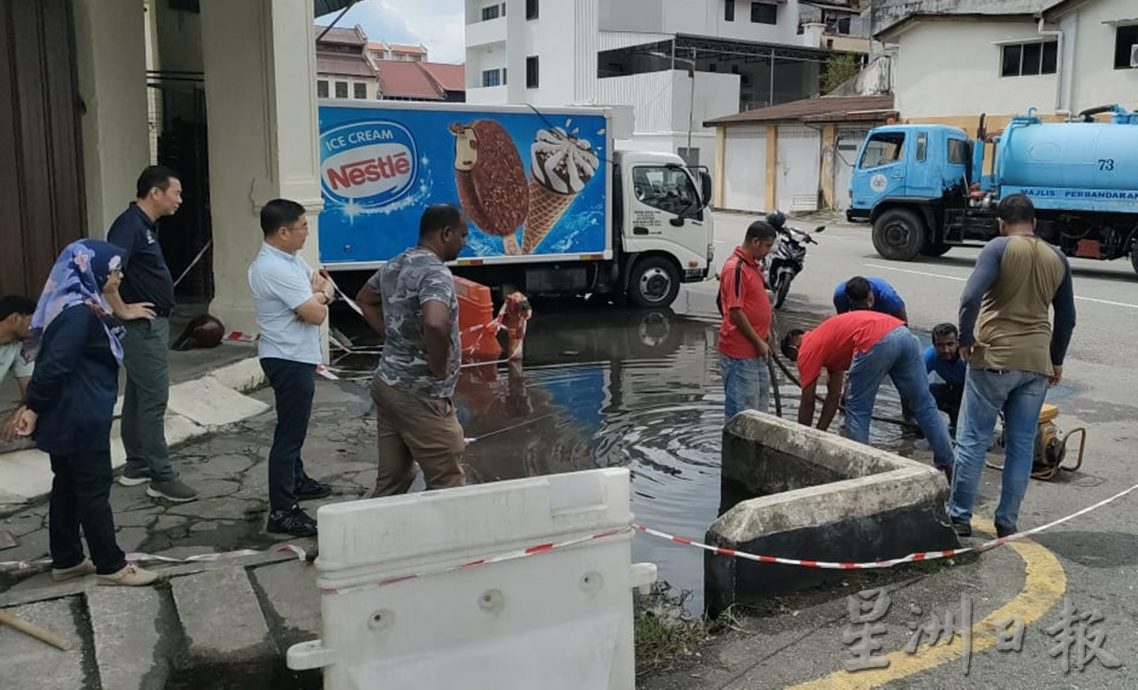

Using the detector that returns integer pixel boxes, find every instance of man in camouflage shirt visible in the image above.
[356,204,469,496]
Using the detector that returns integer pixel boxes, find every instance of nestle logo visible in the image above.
[326,154,412,190]
[320,120,418,208]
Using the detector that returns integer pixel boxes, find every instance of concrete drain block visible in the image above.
[705,411,958,616]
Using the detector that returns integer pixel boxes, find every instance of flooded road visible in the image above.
[440,306,917,613]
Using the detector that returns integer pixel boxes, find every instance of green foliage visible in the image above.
[822,54,862,93]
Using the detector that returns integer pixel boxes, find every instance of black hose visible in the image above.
[768,349,917,430]
[766,355,782,417]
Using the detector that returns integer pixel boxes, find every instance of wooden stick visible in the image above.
[0,608,73,651]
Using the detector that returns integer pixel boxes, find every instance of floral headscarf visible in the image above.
[27,240,126,363]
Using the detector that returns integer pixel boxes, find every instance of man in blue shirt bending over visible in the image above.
[833,276,908,323]
[923,322,967,435]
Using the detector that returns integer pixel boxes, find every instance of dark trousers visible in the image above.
[122,317,175,481]
[261,358,316,512]
[49,450,127,575]
[930,382,964,428]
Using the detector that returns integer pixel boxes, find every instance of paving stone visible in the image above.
[192,454,256,480]
[165,497,263,521]
[112,507,163,529]
[152,515,191,533]
[249,560,321,648]
[0,598,87,689]
[170,567,276,668]
[88,585,171,690]
[168,376,270,428]
[115,526,151,553]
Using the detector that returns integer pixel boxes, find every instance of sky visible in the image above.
[317,0,465,64]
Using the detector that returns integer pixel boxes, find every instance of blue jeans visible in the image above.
[720,354,770,421]
[845,327,955,466]
[949,368,1048,530]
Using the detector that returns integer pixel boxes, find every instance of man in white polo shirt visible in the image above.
[248,199,334,537]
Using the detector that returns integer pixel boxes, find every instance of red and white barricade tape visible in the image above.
[319,526,631,596]
[633,479,1138,570]
[0,544,305,574]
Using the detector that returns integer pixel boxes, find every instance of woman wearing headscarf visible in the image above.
[13,240,158,586]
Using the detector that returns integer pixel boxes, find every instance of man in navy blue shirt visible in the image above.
[107,166,198,503]
[833,276,908,323]
[923,323,967,434]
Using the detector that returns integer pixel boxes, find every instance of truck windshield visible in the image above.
[632,166,700,217]
[859,132,905,169]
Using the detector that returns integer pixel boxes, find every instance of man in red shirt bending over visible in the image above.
[780,311,954,480]
[718,221,777,421]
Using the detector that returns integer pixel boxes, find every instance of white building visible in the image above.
[875,0,1138,132]
[464,0,868,170]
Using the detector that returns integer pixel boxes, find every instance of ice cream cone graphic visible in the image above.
[523,127,599,254]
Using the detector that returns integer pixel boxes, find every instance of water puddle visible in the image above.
[427,305,918,612]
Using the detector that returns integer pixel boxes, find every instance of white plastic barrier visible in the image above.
[287,468,655,690]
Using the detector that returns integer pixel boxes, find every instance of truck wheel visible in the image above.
[872,209,926,261]
[920,242,951,257]
[628,257,680,308]
[1131,238,1138,276]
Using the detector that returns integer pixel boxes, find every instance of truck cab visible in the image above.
[613,150,714,307]
[847,125,976,259]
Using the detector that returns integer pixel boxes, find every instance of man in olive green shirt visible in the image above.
[948,194,1076,539]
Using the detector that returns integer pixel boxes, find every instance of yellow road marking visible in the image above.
[788,519,1067,689]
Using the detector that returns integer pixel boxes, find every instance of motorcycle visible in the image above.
[764,211,824,310]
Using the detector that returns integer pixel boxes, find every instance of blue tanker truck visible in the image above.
[847,104,1138,276]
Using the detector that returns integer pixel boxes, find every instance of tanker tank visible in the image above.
[997,120,1138,198]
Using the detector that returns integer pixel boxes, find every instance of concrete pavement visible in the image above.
[0,345,269,507]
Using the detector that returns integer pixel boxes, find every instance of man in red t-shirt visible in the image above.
[780,311,955,475]
[718,221,776,421]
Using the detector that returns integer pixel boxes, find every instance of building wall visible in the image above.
[600,0,802,45]
[893,19,1057,120]
[1067,0,1138,113]
[596,69,735,177]
[317,75,378,100]
[463,0,597,105]
[73,0,151,234]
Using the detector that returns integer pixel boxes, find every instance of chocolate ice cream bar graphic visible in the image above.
[451,120,530,255]
[523,127,600,254]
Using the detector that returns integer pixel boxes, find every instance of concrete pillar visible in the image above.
[200,0,322,334]
[72,0,151,235]
[819,123,837,209]
[764,126,778,212]
[504,0,526,103]
[714,126,726,208]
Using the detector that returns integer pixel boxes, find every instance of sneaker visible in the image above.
[294,477,333,501]
[996,523,1017,538]
[118,466,152,487]
[98,563,160,587]
[952,521,972,537]
[146,479,199,503]
[52,558,96,582]
[267,506,318,537]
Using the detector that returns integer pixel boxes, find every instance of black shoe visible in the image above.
[267,507,318,537]
[952,521,972,537]
[118,466,152,487]
[995,523,1016,538]
[294,477,334,501]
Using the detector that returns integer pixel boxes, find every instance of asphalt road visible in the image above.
[651,211,1138,688]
